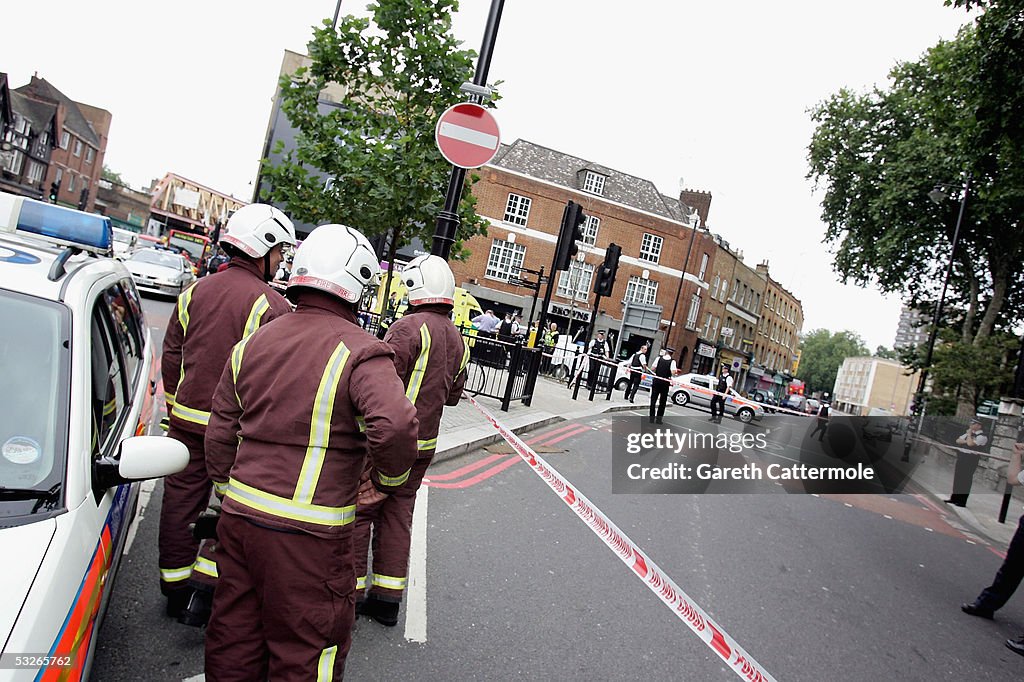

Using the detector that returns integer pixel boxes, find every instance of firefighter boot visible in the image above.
[178,585,214,628]
[357,594,400,627]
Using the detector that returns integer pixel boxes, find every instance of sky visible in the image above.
[1,1,975,350]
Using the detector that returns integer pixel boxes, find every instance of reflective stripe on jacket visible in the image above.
[384,305,468,455]
[162,257,291,434]
[205,290,418,538]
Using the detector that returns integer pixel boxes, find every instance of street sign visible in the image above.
[721,327,734,337]
[435,103,501,169]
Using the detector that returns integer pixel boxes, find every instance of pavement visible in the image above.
[438,376,1024,552]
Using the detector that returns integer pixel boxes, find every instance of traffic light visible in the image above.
[553,200,587,271]
[49,180,60,203]
[593,243,621,297]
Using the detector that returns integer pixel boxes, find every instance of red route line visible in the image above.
[540,424,593,446]
[426,453,506,482]
[525,422,584,445]
[425,456,520,489]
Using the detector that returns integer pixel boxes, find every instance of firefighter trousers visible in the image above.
[205,514,355,682]
[158,427,212,596]
[353,456,432,602]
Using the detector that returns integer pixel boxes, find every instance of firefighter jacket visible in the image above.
[205,289,419,539]
[162,257,291,435]
[384,304,469,456]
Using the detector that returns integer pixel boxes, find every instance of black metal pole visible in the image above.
[528,266,544,330]
[431,0,506,260]
[911,174,971,417]
[332,0,343,28]
[667,220,699,352]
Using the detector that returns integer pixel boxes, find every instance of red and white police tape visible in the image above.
[465,394,777,682]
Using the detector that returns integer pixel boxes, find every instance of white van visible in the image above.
[111,227,138,259]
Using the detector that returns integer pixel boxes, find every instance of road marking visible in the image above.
[124,479,156,556]
[405,485,428,643]
[540,424,592,446]
[426,453,506,482]
[425,456,520,489]
[182,675,204,682]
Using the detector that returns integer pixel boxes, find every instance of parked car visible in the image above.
[669,373,765,423]
[111,227,138,259]
[781,394,807,414]
[749,389,778,413]
[123,247,196,297]
[804,398,821,415]
[0,192,188,680]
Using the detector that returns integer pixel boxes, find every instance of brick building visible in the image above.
[752,262,803,397]
[451,139,716,364]
[94,178,153,233]
[11,76,110,212]
[1,81,57,200]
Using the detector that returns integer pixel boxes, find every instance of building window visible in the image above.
[581,215,600,246]
[85,147,94,163]
[557,261,594,301]
[2,150,24,175]
[639,233,662,263]
[711,275,720,299]
[484,238,525,282]
[27,161,45,184]
[686,293,701,330]
[582,171,606,196]
[60,131,69,149]
[73,139,83,157]
[503,193,531,226]
[711,317,719,339]
[67,174,76,192]
[698,253,708,280]
[624,275,658,305]
[703,313,713,338]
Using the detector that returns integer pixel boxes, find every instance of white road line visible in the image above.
[124,479,156,556]
[182,674,205,682]
[404,485,429,643]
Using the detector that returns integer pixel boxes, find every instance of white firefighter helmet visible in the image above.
[402,254,455,306]
[220,204,297,258]
[287,223,379,303]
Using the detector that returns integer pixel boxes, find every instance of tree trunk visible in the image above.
[961,262,979,345]
[974,259,1008,343]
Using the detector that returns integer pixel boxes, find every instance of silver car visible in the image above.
[670,373,765,424]
[124,247,195,297]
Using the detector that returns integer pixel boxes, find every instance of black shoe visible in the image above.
[961,602,994,620]
[1007,636,1024,657]
[165,590,190,618]
[359,594,400,627]
[178,588,214,628]
[655,417,663,424]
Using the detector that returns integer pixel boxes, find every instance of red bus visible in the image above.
[167,230,212,270]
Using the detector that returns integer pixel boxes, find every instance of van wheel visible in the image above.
[614,378,628,391]
[552,364,568,381]
[672,391,689,406]
[736,408,754,424]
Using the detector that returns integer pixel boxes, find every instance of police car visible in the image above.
[0,192,187,681]
[670,373,765,424]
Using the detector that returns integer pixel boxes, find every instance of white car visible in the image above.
[0,192,187,681]
[670,373,765,423]
[123,247,195,297]
[110,227,138,260]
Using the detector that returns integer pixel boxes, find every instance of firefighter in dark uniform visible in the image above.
[203,223,419,681]
[354,254,469,626]
[649,346,679,424]
[158,204,296,624]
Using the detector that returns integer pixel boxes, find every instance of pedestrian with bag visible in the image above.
[158,204,296,626]
[203,224,418,681]
[353,255,468,627]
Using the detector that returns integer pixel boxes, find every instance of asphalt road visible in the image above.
[90,295,1024,681]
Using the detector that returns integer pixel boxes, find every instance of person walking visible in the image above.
[810,401,831,441]
[961,439,1024,658]
[649,347,679,424]
[944,418,989,507]
[203,223,419,681]
[625,343,650,403]
[158,204,296,625]
[709,364,733,424]
[353,255,468,627]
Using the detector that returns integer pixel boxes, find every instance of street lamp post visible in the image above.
[667,210,700,354]
[912,173,972,419]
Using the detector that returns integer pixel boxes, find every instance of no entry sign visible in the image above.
[435,103,501,169]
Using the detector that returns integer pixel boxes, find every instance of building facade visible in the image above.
[751,261,804,397]
[451,139,714,364]
[832,356,919,416]
[94,179,153,233]
[147,173,246,239]
[894,305,929,350]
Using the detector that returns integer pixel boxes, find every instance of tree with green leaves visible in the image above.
[259,0,492,292]
[874,345,899,360]
[807,0,1024,414]
[101,165,126,186]
[796,329,869,396]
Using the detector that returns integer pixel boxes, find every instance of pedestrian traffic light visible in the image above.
[49,180,60,203]
[554,200,587,271]
[593,243,621,297]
